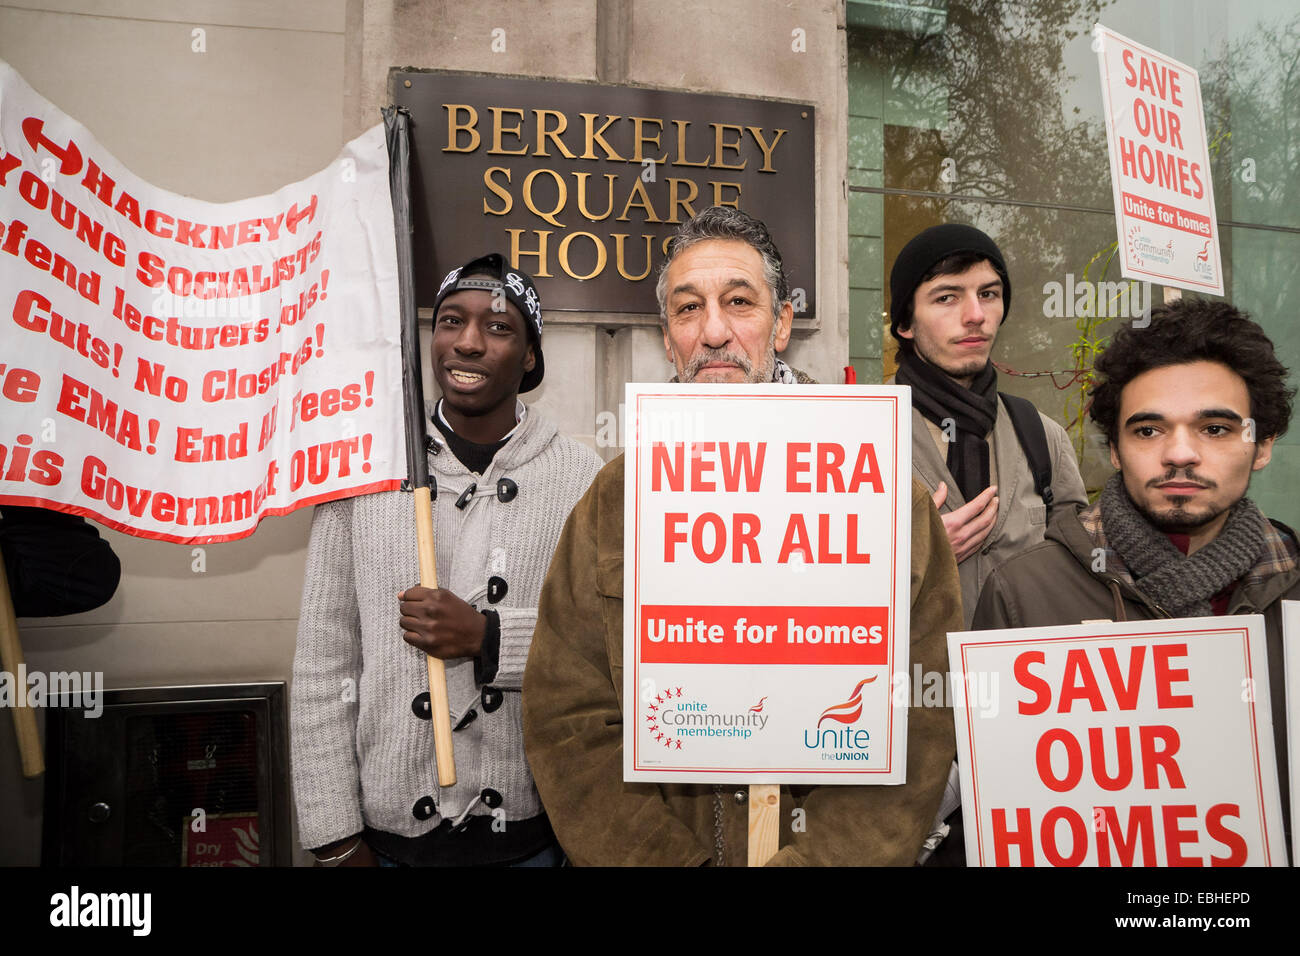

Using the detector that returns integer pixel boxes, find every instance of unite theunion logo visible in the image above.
[817,676,876,726]
[804,676,877,759]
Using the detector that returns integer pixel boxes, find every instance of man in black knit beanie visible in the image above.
[888,223,1089,864]
[890,224,1088,626]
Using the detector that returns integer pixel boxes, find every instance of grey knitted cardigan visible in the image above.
[290,406,602,850]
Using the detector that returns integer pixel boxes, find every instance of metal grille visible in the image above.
[42,683,289,867]
[121,711,260,866]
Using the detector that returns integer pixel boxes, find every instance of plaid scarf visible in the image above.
[770,357,800,384]
[1088,473,1273,616]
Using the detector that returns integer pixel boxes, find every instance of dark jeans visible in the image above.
[376,842,565,868]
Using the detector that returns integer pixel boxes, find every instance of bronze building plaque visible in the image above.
[392,70,816,317]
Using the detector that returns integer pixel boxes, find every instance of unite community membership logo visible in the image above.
[644,687,770,750]
[1126,225,1175,266]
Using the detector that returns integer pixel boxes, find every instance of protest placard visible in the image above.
[1095,24,1223,295]
[623,384,910,784]
[950,616,1287,866]
[0,60,404,543]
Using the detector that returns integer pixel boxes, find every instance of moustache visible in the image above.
[682,347,754,382]
[1148,468,1218,490]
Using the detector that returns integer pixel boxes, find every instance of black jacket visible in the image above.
[0,505,120,617]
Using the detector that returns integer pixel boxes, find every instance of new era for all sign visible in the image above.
[624,385,911,784]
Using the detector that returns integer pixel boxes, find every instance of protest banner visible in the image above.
[950,616,1287,866]
[623,384,911,785]
[1095,24,1223,296]
[1285,601,1298,865]
[0,60,404,543]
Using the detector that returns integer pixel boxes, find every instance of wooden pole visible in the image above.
[413,487,456,787]
[384,106,455,788]
[0,546,44,778]
[747,783,779,865]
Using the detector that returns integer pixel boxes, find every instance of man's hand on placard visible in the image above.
[931,481,999,563]
[398,586,486,659]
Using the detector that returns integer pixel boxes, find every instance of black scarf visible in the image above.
[1099,473,1268,617]
[896,351,999,502]
[431,401,511,475]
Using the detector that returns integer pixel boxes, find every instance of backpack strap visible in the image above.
[999,393,1055,514]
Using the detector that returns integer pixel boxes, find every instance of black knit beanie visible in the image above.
[888,224,1011,346]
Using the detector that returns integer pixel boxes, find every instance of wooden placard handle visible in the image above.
[747,783,779,866]
[414,487,456,787]
[0,546,44,778]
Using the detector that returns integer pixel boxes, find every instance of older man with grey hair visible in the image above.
[522,206,961,866]
[653,205,815,385]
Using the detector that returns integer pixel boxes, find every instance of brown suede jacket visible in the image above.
[522,455,961,866]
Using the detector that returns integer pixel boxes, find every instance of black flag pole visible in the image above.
[383,106,456,787]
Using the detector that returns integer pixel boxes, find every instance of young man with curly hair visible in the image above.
[973,298,1298,855]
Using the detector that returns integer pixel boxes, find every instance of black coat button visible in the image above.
[455,484,476,509]
[481,788,503,809]
[487,576,508,603]
[454,708,478,731]
[412,795,436,820]
[496,478,518,502]
[481,686,504,713]
[411,692,431,720]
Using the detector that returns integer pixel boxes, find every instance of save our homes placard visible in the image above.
[949,616,1287,866]
[1095,24,1224,295]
